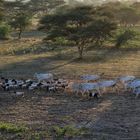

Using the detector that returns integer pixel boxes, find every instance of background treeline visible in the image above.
[0,0,140,58]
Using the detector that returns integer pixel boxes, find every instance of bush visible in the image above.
[0,23,10,39]
[115,29,136,47]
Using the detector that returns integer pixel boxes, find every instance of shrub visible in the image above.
[115,29,136,47]
[0,23,10,39]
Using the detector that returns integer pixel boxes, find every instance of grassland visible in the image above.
[0,29,140,139]
[0,29,140,79]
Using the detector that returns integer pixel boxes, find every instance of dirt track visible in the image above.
[0,90,140,139]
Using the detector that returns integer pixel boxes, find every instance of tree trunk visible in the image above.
[18,28,22,39]
[95,39,100,47]
[78,46,83,59]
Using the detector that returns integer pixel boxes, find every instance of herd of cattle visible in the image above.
[0,73,140,98]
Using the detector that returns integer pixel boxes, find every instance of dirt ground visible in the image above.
[0,89,140,140]
[0,31,140,139]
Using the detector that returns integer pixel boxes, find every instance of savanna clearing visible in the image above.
[0,30,140,140]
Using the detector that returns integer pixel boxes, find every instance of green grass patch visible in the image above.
[51,125,89,139]
[0,122,28,134]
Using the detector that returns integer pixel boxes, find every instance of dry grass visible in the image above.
[0,36,139,79]
[0,30,140,139]
[0,28,139,78]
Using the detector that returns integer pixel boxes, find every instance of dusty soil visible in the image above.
[0,30,140,139]
[0,90,140,140]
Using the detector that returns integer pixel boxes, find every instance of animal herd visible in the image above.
[0,73,68,96]
[0,73,140,98]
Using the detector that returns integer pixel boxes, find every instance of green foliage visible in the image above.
[40,5,117,59]
[0,122,27,133]
[80,17,117,47]
[11,14,31,29]
[0,0,4,22]
[115,29,136,47]
[52,125,88,139]
[96,2,140,26]
[10,13,32,39]
[117,7,140,26]
[0,10,3,21]
[26,130,51,140]
[0,23,10,39]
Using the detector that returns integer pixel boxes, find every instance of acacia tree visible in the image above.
[117,6,140,26]
[40,6,117,59]
[10,13,31,39]
[3,0,27,20]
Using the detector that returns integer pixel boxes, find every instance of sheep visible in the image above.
[14,91,24,96]
[34,73,53,82]
[0,82,4,90]
[38,82,50,91]
[48,86,56,92]
[2,84,9,91]
[28,82,39,90]
[55,79,68,91]
[4,79,25,91]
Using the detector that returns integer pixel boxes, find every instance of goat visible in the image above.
[119,76,135,91]
[14,91,24,96]
[66,82,81,95]
[34,73,53,82]
[98,80,119,94]
[55,79,68,91]
[81,73,104,81]
[133,88,140,98]
[80,83,100,96]
[28,82,39,90]
[89,92,99,100]
[68,82,100,97]
[126,79,140,92]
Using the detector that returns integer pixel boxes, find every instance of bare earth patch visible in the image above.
[0,91,140,139]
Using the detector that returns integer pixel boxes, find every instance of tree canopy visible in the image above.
[10,13,32,39]
[0,0,4,22]
[40,5,117,58]
[117,6,140,26]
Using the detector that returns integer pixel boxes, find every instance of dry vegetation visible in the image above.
[0,30,140,79]
[0,30,140,139]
